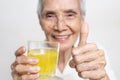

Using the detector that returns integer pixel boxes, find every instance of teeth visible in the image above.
[54,35,69,39]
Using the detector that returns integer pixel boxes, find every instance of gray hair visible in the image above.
[37,0,86,17]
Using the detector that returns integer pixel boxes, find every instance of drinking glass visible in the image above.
[27,41,63,80]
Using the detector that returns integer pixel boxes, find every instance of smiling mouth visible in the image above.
[52,34,71,42]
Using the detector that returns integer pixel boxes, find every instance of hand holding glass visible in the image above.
[27,41,62,80]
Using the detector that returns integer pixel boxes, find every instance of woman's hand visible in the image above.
[69,20,109,80]
[11,47,40,80]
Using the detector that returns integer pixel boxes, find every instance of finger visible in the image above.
[15,46,26,56]
[73,49,104,64]
[11,62,17,70]
[16,55,39,65]
[15,64,40,74]
[72,43,97,56]
[78,18,89,46]
[21,73,39,80]
[76,57,106,72]
[69,59,76,68]
[78,69,106,80]
[11,70,20,80]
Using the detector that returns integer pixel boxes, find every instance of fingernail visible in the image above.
[34,73,40,78]
[30,58,39,63]
[30,66,40,72]
[36,67,40,71]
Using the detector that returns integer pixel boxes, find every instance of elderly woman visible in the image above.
[11,0,115,80]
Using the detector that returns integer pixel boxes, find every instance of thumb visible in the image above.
[78,18,89,46]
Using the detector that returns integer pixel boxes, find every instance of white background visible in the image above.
[0,0,120,79]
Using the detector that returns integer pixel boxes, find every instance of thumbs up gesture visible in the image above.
[69,18,109,80]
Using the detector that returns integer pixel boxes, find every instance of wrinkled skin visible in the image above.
[11,0,109,80]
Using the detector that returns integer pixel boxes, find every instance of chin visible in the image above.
[59,43,72,52]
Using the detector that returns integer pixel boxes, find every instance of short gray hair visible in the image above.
[37,0,86,17]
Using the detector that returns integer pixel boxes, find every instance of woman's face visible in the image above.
[40,0,82,52]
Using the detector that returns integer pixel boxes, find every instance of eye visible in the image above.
[47,14,53,17]
[66,13,76,19]
[46,13,55,19]
[67,13,74,17]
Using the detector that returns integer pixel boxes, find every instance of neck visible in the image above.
[58,48,72,73]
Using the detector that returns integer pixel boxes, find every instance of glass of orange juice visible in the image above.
[27,41,62,80]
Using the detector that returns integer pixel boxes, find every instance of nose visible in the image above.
[54,15,67,32]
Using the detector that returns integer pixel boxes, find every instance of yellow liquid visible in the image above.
[28,49,58,77]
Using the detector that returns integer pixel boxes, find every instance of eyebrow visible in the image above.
[42,10,55,15]
[64,9,78,14]
[42,9,79,16]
